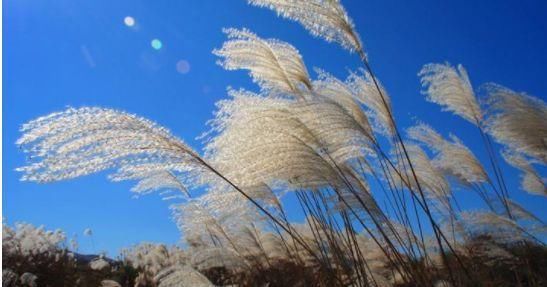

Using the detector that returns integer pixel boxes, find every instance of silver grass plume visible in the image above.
[248,0,363,53]
[3,222,66,259]
[16,107,202,196]
[460,211,526,243]
[190,247,247,271]
[355,234,391,279]
[348,69,395,136]
[174,202,232,248]
[296,96,376,162]
[194,187,260,234]
[401,144,451,214]
[257,232,292,260]
[173,193,259,252]
[204,89,372,192]
[313,68,373,137]
[154,265,214,287]
[214,28,311,98]
[502,150,546,196]
[121,243,187,277]
[408,123,488,185]
[419,63,482,125]
[89,258,110,271]
[506,199,545,225]
[204,92,339,190]
[473,242,515,267]
[484,84,547,163]
[333,171,382,219]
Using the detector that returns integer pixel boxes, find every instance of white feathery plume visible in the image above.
[121,243,187,277]
[485,84,547,163]
[470,240,515,266]
[506,199,544,224]
[89,258,110,271]
[257,232,291,260]
[439,134,489,184]
[173,202,224,247]
[331,167,387,226]
[190,247,246,271]
[408,123,488,185]
[242,183,285,209]
[235,225,289,265]
[288,217,330,257]
[130,170,190,197]
[460,211,525,243]
[423,236,449,269]
[154,265,214,287]
[406,123,445,149]
[333,181,377,215]
[439,216,467,247]
[419,63,482,124]
[355,233,389,274]
[294,95,375,163]
[348,69,395,136]
[197,187,260,231]
[313,68,373,136]
[173,192,258,251]
[400,144,451,213]
[16,107,203,196]
[248,0,363,53]
[502,151,546,196]
[3,222,67,259]
[214,28,311,97]
[355,234,394,287]
[204,90,370,192]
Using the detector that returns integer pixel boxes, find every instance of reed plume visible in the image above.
[502,150,546,196]
[407,123,488,185]
[11,0,547,286]
[248,0,363,53]
[214,28,311,98]
[16,107,203,193]
[419,63,482,125]
[484,84,547,163]
[348,69,395,136]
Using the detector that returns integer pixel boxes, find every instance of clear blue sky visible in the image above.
[4,0,547,256]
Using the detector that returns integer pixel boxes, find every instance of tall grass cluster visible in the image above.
[8,0,547,286]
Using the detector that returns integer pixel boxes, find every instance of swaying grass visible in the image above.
[8,0,547,286]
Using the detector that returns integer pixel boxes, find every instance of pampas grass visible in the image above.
[248,0,363,53]
[502,151,546,197]
[10,0,547,286]
[214,28,311,98]
[407,123,488,185]
[419,63,482,125]
[485,84,547,163]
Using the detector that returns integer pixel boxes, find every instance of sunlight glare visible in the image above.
[124,16,135,27]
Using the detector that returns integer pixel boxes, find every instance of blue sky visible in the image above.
[4,0,547,256]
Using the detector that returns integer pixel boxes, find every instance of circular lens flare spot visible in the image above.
[124,16,135,27]
[151,39,162,50]
[176,60,191,74]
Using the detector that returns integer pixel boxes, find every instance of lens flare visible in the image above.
[151,39,162,50]
[176,60,191,74]
[124,16,135,27]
